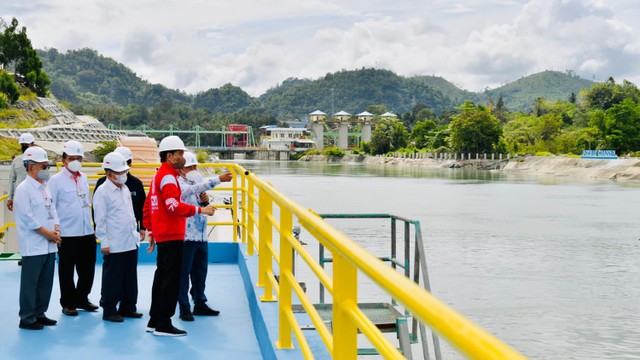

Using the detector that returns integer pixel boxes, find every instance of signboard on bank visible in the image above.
[581,150,617,159]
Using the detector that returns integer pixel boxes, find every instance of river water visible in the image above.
[239,160,640,360]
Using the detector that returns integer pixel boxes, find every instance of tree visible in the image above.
[409,119,436,148]
[583,77,640,110]
[494,96,509,123]
[0,69,19,103]
[369,117,409,155]
[449,101,502,153]
[365,104,387,115]
[0,17,50,95]
[590,98,640,152]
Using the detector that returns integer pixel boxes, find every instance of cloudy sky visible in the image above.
[3,0,640,96]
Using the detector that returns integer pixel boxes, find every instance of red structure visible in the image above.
[226,124,249,147]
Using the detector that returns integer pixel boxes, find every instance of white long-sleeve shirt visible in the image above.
[93,179,139,253]
[178,175,221,242]
[48,168,93,237]
[14,176,59,256]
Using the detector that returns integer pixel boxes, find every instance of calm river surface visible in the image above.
[239,160,640,360]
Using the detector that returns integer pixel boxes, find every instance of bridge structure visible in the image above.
[133,124,258,149]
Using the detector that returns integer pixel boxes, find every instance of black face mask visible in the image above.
[21,144,30,153]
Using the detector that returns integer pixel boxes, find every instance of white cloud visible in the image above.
[4,0,640,96]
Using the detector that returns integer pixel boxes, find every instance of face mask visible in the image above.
[67,160,82,173]
[37,169,50,181]
[185,170,203,183]
[171,154,186,169]
[116,173,127,185]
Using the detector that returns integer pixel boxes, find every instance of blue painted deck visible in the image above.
[0,243,320,360]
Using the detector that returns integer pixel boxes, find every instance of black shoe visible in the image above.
[193,304,220,316]
[62,307,78,316]
[78,302,99,312]
[153,325,187,337]
[145,318,156,332]
[103,314,124,323]
[179,310,194,322]
[36,316,57,326]
[19,320,44,330]
[119,311,143,319]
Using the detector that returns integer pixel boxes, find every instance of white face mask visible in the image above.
[185,170,203,183]
[115,173,127,185]
[67,160,82,173]
[37,169,50,181]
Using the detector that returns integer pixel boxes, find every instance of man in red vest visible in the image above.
[143,136,216,336]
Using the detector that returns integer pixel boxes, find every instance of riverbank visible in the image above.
[299,154,640,182]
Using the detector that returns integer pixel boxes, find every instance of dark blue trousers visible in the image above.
[19,253,56,324]
[178,241,209,312]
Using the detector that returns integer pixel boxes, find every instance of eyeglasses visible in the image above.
[41,164,50,170]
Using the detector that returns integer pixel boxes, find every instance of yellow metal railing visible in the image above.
[55,162,241,231]
[238,166,527,359]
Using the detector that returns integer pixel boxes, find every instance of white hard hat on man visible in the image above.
[158,136,187,152]
[23,146,49,163]
[19,133,35,144]
[102,152,130,172]
[114,146,133,161]
[183,152,198,167]
[63,140,84,157]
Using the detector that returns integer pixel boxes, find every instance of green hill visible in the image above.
[258,68,455,117]
[481,70,594,112]
[38,48,191,109]
[38,47,596,121]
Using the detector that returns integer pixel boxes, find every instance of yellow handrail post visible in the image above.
[246,179,255,255]
[332,254,358,359]
[241,171,248,245]
[276,207,294,349]
[258,187,275,301]
[232,173,238,242]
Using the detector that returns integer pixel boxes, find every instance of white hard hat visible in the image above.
[18,133,35,144]
[102,152,130,172]
[23,146,49,163]
[158,135,187,152]
[63,140,84,157]
[114,146,133,161]
[183,151,198,167]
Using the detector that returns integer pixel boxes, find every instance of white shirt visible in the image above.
[178,176,221,242]
[14,176,59,256]
[48,168,93,237]
[93,178,139,253]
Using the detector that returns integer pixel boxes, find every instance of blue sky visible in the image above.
[3,0,640,96]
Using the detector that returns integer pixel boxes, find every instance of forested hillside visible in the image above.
[481,70,594,112]
[39,47,595,125]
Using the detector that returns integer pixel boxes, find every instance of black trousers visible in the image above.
[100,248,138,316]
[58,234,96,308]
[149,240,183,329]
